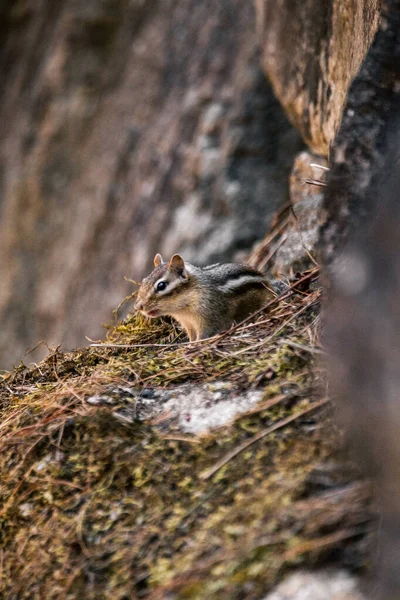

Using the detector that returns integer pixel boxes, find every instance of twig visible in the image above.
[310,163,330,171]
[303,178,327,187]
[161,435,201,444]
[90,341,198,349]
[258,234,288,270]
[227,293,318,357]
[283,526,371,561]
[282,341,325,355]
[290,206,319,267]
[0,464,36,516]
[239,392,298,417]
[0,549,3,594]
[200,398,329,480]
[206,268,318,339]
[250,215,291,262]
[112,291,136,321]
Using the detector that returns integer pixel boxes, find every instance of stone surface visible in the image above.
[326,127,400,600]
[263,570,366,600]
[256,0,380,154]
[324,4,400,597]
[321,1,400,263]
[249,151,327,276]
[86,381,264,434]
[0,0,303,368]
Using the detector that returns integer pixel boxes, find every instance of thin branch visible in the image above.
[161,435,201,444]
[310,163,330,171]
[283,526,372,561]
[303,178,327,187]
[282,340,325,355]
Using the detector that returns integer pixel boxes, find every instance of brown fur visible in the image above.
[134,254,271,341]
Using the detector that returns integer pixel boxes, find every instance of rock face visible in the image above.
[0,0,303,368]
[321,0,400,262]
[256,0,380,155]
[327,131,400,600]
[249,152,327,276]
[324,3,400,598]
[264,570,365,600]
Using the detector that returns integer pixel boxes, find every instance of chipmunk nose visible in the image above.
[134,298,143,311]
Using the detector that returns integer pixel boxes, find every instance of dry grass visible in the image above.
[0,267,375,599]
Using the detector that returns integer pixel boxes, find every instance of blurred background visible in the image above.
[0,0,379,368]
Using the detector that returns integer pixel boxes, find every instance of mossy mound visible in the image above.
[0,269,374,599]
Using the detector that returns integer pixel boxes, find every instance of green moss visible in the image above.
[0,275,372,599]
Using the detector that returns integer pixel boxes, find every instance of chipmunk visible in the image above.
[134,253,273,341]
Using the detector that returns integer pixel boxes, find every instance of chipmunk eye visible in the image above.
[156,280,167,292]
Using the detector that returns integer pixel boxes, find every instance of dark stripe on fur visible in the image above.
[225,269,262,281]
[222,280,266,295]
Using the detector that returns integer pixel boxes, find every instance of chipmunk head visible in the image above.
[134,254,191,318]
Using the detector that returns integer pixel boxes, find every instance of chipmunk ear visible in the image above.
[154,253,164,268]
[169,254,187,277]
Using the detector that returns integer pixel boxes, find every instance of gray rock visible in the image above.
[263,570,366,600]
[257,0,380,154]
[0,1,302,368]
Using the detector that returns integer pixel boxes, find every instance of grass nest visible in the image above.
[0,267,375,599]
